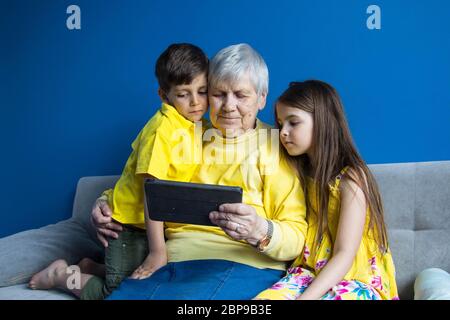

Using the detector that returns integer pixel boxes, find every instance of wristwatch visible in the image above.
[255,219,273,252]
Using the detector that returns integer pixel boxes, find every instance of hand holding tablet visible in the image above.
[144,179,243,226]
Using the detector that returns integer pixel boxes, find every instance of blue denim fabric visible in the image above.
[107,259,284,300]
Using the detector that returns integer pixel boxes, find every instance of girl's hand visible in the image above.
[209,203,268,246]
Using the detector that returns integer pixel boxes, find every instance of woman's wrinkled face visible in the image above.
[208,73,266,138]
[276,102,314,157]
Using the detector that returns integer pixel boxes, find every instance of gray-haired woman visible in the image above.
[97,44,308,299]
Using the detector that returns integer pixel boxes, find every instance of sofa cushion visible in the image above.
[370,161,450,299]
[369,163,416,231]
[388,229,415,300]
[0,219,103,287]
[414,162,450,230]
[0,284,74,300]
[415,230,450,276]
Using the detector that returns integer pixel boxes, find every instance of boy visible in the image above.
[28,43,209,299]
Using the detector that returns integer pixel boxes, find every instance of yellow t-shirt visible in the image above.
[291,167,399,299]
[165,120,308,271]
[105,103,205,229]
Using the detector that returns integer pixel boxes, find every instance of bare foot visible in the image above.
[78,257,105,277]
[28,259,68,290]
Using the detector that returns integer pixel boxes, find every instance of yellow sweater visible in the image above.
[164,120,308,271]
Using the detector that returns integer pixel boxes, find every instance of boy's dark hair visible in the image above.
[155,43,208,93]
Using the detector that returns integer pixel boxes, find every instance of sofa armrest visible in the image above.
[414,268,450,300]
[0,218,103,287]
[71,176,119,242]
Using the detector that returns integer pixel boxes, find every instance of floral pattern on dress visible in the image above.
[369,256,378,271]
[315,259,328,271]
[303,245,310,262]
[371,275,383,291]
[255,166,399,300]
[320,281,382,300]
[254,267,384,300]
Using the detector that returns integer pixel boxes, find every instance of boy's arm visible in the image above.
[141,174,167,252]
[129,174,168,279]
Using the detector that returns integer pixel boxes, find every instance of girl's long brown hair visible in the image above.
[275,80,388,253]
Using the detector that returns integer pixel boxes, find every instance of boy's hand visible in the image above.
[129,252,168,280]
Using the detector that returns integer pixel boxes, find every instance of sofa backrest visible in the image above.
[72,161,450,300]
[369,161,450,299]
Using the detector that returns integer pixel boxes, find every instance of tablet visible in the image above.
[144,179,243,226]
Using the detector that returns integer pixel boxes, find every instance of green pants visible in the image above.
[80,226,149,300]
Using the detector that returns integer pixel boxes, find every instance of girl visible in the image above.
[255,80,399,300]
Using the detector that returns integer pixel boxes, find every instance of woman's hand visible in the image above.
[209,203,268,246]
[90,196,123,247]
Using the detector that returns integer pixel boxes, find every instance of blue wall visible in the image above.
[1,0,449,237]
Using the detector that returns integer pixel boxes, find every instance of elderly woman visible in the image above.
[94,44,307,299]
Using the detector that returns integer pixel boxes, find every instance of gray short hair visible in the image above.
[209,43,269,96]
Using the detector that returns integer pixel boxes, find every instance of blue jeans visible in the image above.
[107,259,284,300]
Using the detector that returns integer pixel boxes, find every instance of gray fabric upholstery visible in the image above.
[415,230,450,279]
[0,284,72,300]
[72,175,119,242]
[387,230,415,299]
[0,177,116,296]
[371,163,416,230]
[0,219,103,288]
[415,162,450,230]
[0,161,449,300]
[370,161,450,300]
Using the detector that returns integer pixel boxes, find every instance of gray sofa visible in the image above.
[0,161,449,300]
